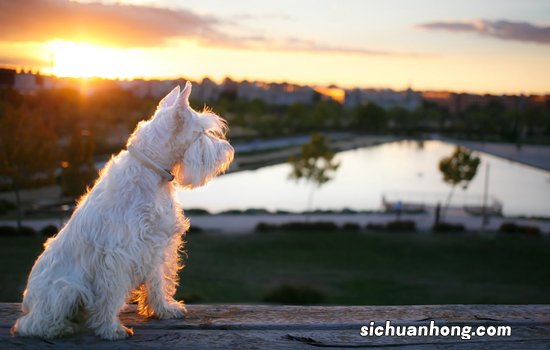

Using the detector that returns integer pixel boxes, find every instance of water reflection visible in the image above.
[177,140,550,217]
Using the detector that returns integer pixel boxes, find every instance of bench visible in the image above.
[1,304,549,349]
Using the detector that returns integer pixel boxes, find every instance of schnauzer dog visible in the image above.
[12,82,234,340]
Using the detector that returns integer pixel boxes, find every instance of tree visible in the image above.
[353,103,387,132]
[438,146,480,220]
[60,127,97,200]
[288,133,340,213]
[0,105,59,229]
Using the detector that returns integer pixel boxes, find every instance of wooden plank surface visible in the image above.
[0,304,549,349]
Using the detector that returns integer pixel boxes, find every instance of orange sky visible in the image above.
[0,0,549,94]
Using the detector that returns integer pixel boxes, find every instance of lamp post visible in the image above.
[481,163,490,234]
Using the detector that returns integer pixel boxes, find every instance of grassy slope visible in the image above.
[1,231,549,304]
[179,231,550,305]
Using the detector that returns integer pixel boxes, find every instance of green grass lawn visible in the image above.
[1,231,549,305]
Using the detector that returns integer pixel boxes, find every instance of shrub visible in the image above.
[263,284,325,305]
[243,208,271,215]
[274,210,293,215]
[385,220,416,232]
[255,221,339,232]
[218,209,243,215]
[0,226,16,236]
[255,222,278,232]
[280,222,338,231]
[365,223,385,231]
[366,220,416,232]
[433,222,465,233]
[0,226,36,236]
[17,226,36,236]
[341,208,359,214]
[499,222,540,236]
[219,209,243,215]
[187,225,204,234]
[342,222,361,231]
[0,199,16,215]
[185,208,210,216]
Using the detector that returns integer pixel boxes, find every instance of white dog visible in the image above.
[12,82,234,340]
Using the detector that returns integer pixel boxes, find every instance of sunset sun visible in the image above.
[44,40,145,79]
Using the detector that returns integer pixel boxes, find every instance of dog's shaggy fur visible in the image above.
[12,82,234,340]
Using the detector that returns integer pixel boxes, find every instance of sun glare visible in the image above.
[43,40,145,79]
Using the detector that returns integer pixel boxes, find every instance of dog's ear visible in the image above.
[177,81,192,108]
[159,86,180,108]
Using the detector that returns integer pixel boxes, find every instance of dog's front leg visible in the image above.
[86,275,134,340]
[141,263,187,319]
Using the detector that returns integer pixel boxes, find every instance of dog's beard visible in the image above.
[172,135,233,189]
[173,161,198,189]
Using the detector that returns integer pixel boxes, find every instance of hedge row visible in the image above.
[0,225,58,237]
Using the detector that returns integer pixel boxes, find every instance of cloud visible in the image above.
[274,37,429,57]
[0,0,225,47]
[0,55,47,68]
[232,13,294,21]
[207,35,430,58]
[417,19,550,45]
[0,0,428,58]
[209,34,430,57]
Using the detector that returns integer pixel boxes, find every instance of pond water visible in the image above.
[176,140,550,217]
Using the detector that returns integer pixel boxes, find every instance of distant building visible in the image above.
[235,81,316,106]
[14,70,43,94]
[314,86,345,103]
[1,68,545,114]
[345,87,421,111]
[0,68,16,88]
[421,91,452,110]
[421,91,547,115]
[0,68,44,94]
[0,68,63,93]
[192,77,220,102]
[118,79,181,99]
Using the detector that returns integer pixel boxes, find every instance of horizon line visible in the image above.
[2,64,549,97]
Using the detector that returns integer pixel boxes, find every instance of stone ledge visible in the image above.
[1,304,549,349]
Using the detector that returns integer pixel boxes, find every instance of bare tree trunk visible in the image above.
[305,185,315,222]
[442,185,456,222]
[14,186,22,230]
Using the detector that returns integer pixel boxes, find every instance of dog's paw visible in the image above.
[120,303,134,313]
[155,302,187,320]
[60,322,79,337]
[96,324,134,340]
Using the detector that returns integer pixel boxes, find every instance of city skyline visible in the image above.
[0,0,549,95]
